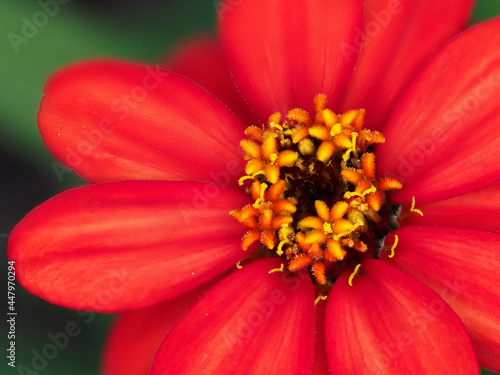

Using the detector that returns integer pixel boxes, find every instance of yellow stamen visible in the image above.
[343,190,362,199]
[253,183,268,208]
[236,261,242,269]
[348,264,362,286]
[269,263,285,274]
[361,186,377,197]
[387,235,398,258]
[410,196,424,216]
[351,132,358,157]
[342,148,353,162]
[277,239,290,256]
[323,222,333,234]
[334,222,360,240]
[329,123,342,137]
[269,121,283,131]
[314,295,328,306]
[238,170,265,186]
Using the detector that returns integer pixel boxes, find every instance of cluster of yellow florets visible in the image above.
[232,94,402,285]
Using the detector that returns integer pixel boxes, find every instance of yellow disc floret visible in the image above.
[231,94,402,285]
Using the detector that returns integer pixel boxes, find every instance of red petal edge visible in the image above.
[102,281,212,375]
[403,180,500,233]
[341,0,474,130]
[8,180,250,312]
[163,36,255,124]
[326,259,479,375]
[39,60,246,183]
[381,227,500,372]
[150,258,315,375]
[377,18,500,205]
[220,0,363,120]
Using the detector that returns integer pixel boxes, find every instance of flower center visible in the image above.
[232,94,403,286]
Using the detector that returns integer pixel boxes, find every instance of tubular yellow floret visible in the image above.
[410,196,424,216]
[387,235,399,258]
[348,264,362,286]
[232,95,406,292]
[269,263,285,274]
[334,222,360,240]
[314,295,328,306]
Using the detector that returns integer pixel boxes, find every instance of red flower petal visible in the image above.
[341,0,474,130]
[220,0,363,120]
[102,283,210,375]
[8,181,250,312]
[163,36,255,123]
[150,258,315,375]
[377,18,500,205]
[403,181,500,233]
[326,259,478,375]
[39,60,245,183]
[381,227,500,372]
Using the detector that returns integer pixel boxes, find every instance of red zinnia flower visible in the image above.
[8,0,500,374]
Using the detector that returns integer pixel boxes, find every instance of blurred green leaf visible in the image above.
[472,0,500,22]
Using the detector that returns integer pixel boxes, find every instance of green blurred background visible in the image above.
[0,1,499,374]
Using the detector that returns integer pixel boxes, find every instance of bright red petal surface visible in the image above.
[102,282,211,375]
[39,60,245,183]
[377,18,500,205]
[220,0,363,120]
[341,0,474,130]
[381,227,500,372]
[403,181,500,233]
[8,181,250,312]
[150,258,315,375]
[164,36,255,123]
[326,259,478,375]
